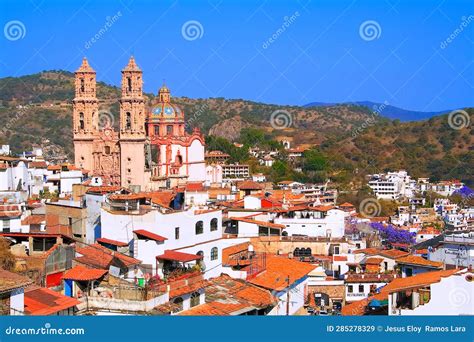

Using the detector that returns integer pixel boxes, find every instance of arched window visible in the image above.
[190,292,200,308]
[80,78,85,92]
[104,146,111,154]
[79,112,85,130]
[210,218,218,231]
[127,77,132,92]
[126,112,131,129]
[294,248,301,257]
[304,248,312,256]
[195,221,203,235]
[167,125,173,135]
[210,247,218,261]
[172,297,183,313]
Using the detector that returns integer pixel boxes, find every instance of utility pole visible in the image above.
[286,275,290,316]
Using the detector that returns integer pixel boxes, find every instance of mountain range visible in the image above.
[304,101,451,121]
[0,70,472,186]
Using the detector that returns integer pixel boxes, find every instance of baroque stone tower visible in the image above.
[73,58,121,185]
[73,57,98,172]
[119,56,148,188]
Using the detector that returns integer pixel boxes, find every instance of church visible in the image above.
[73,57,206,190]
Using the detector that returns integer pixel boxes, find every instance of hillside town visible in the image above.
[0,58,472,317]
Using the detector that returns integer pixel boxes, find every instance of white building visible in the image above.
[252,173,266,183]
[273,207,346,238]
[221,164,250,181]
[386,269,473,316]
[368,170,413,200]
[429,231,474,268]
[205,164,222,185]
[100,198,223,279]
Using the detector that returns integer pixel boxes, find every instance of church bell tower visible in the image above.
[119,56,147,188]
[73,57,98,171]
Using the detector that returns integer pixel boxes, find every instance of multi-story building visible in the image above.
[221,164,250,181]
[368,170,412,200]
[100,192,223,279]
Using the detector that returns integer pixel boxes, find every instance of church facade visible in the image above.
[73,57,206,190]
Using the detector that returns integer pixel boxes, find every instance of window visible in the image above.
[348,285,353,293]
[104,146,111,154]
[175,227,179,240]
[79,112,85,130]
[154,126,159,136]
[172,297,183,313]
[126,112,131,130]
[127,77,132,92]
[166,125,173,135]
[210,218,218,231]
[358,285,364,293]
[80,78,85,92]
[190,292,200,308]
[195,221,203,235]
[334,246,340,255]
[2,219,10,229]
[210,247,218,261]
[68,217,73,227]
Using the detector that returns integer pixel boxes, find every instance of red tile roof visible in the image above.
[28,161,47,168]
[382,269,460,293]
[379,249,410,259]
[178,274,276,316]
[395,255,443,268]
[21,214,46,225]
[248,255,316,291]
[365,257,384,265]
[24,287,81,315]
[179,301,248,315]
[222,242,250,264]
[237,180,264,190]
[86,186,123,194]
[0,268,32,292]
[96,237,128,247]
[75,244,141,269]
[185,182,205,192]
[333,255,348,262]
[156,250,203,263]
[62,265,108,281]
[134,229,167,242]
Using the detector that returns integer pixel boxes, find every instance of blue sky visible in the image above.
[0,0,473,112]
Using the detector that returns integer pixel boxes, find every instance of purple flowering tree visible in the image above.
[370,222,416,244]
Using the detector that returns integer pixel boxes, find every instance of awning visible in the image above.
[134,229,168,242]
[96,237,128,247]
[156,250,203,263]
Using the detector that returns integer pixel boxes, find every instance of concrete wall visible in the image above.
[268,277,308,316]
